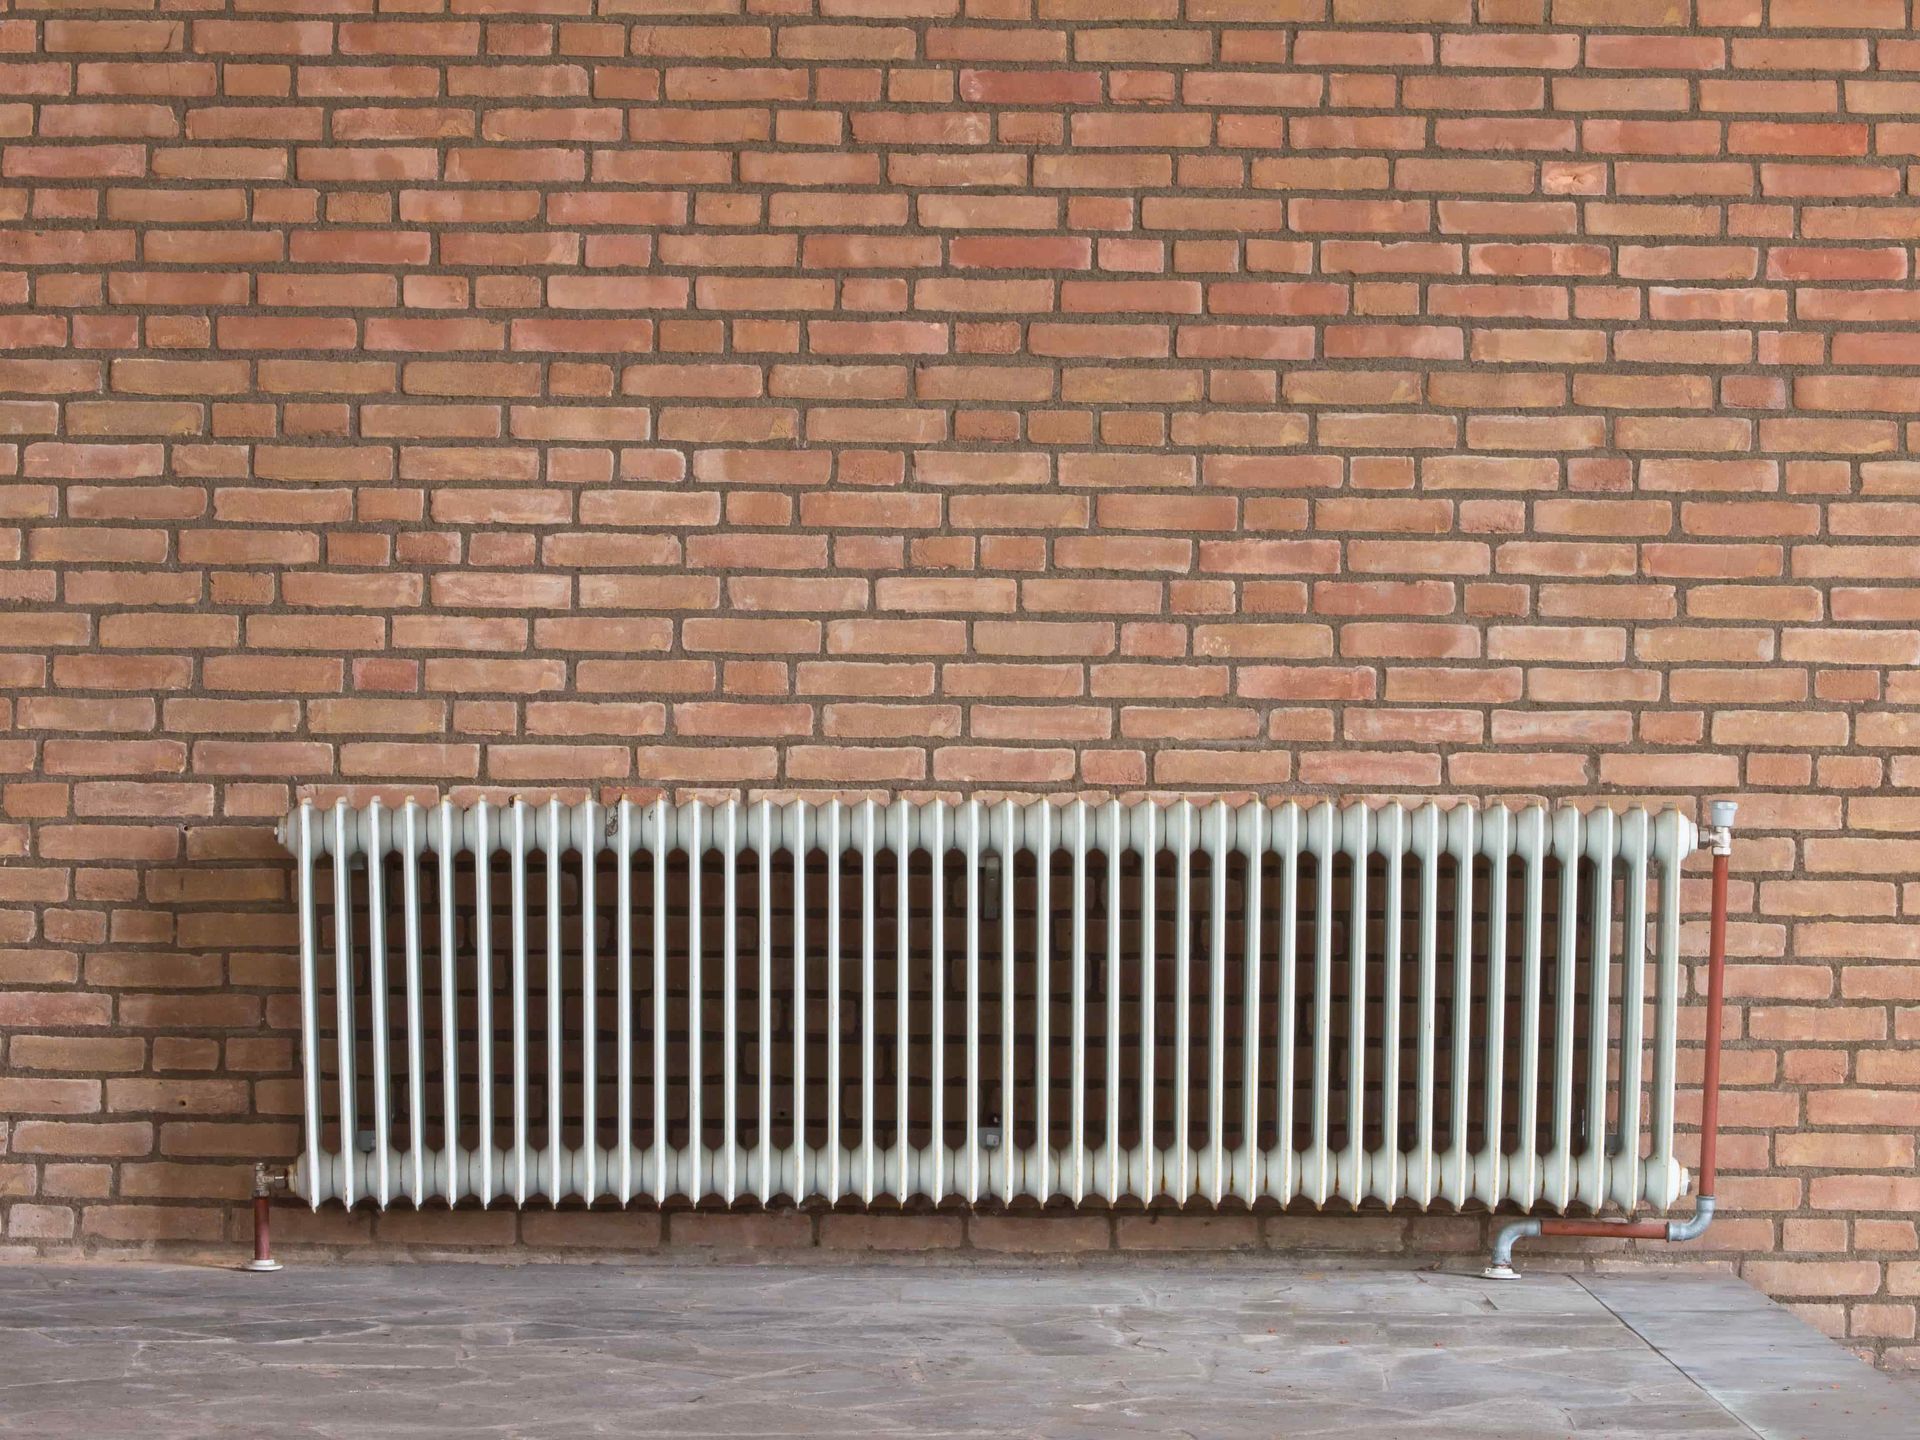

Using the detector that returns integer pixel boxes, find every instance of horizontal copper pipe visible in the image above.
[1536,1218,1668,1240]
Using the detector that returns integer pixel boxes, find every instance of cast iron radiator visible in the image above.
[274,796,1703,1219]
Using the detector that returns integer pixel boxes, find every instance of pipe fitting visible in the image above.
[1706,799,1737,857]
[1483,1218,1542,1279]
[1664,1194,1716,1245]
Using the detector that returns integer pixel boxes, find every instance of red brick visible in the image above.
[1114,1215,1262,1251]
[818,1214,965,1251]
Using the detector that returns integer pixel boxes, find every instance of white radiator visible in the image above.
[277,796,1699,1218]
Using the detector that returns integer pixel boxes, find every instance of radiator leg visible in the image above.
[244,1162,287,1273]
[1486,803,1734,1280]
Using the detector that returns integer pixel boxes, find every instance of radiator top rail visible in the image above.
[280,795,1700,866]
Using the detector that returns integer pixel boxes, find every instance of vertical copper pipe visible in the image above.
[245,1164,283,1271]
[1697,844,1730,1199]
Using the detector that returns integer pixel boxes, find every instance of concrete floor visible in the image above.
[0,1263,1911,1439]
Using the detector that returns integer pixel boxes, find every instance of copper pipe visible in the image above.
[1698,840,1730,1200]
[244,1163,284,1272]
[1536,1217,1667,1240]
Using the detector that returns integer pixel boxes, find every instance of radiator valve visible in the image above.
[1706,800,1737,857]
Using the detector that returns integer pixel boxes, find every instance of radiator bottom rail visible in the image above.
[293,1144,1686,1213]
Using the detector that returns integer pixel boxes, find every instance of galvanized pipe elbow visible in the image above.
[1484,1218,1542,1279]
[1664,1194,1715,1244]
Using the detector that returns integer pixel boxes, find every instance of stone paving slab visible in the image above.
[0,1261,1908,1439]
[1581,1273,1916,1440]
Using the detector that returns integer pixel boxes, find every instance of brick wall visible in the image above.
[1,0,1917,1369]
